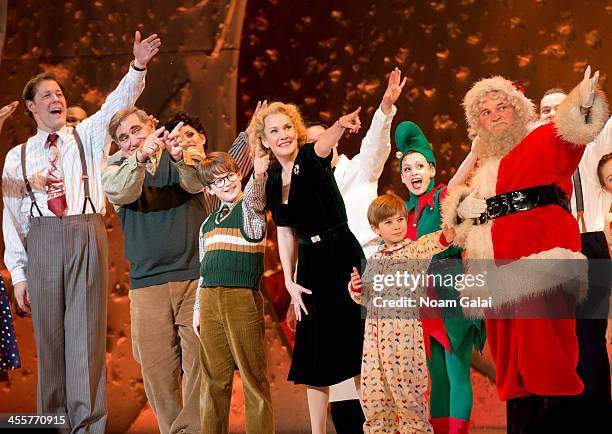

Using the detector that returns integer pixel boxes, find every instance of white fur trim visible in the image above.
[463,76,536,132]
[453,158,500,259]
[440,184,474,247]
[464,222,495,260]
[471,158,501,199]
[554,85,609,145]
[467,248,587,307]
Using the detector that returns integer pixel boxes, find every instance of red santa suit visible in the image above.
[442,77,609,402]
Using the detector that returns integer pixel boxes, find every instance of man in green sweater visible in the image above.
[102,106,252,434]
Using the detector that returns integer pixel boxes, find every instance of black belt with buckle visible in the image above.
[476,184,571,225]
[297,223,349,245]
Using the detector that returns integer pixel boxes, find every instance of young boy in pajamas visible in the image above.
[349,193,455,434]
[192,152,274,434]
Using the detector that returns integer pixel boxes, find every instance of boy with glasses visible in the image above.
[192,152,274,434]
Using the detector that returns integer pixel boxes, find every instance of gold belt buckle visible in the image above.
[310,235,321,243]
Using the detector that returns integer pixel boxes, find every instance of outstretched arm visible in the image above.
[0,101,18,131]
[242,154,270,242]
[314,107,362,158]
[448,137,481,192]
[358,68,406,181]
[81,31,162,155]
[555,65,608,148]
[231,101,267,178]
[102,154,146,206]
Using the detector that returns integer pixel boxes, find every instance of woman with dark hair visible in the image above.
[164,111,208,156]
[247,101,363,434]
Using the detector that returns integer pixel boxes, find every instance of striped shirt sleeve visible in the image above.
[229,131,253,180]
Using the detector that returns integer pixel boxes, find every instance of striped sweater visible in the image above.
[194,175,267,310]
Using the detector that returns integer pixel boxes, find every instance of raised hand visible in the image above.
[163,121,185,160]
[253,100,268,118]
[0,101,18,125]
[381,68,407,114]
[337,107,362,134]
[579,65,599,109]
[133,31,162,69]
[286,280,312,321]
[350,266,363,293]
[470,135,483,157]
[137,125,165,163]
[253,154,270,179]
[147,114,159,126]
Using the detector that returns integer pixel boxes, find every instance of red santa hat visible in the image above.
[462,76,536,132]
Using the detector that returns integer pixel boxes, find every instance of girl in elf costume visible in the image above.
[395,121,485,434]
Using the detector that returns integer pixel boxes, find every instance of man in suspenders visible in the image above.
[540,88,612,429]
[2,31,160,433]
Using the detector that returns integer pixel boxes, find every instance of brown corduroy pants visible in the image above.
[129,280,201,434]
[26,214,109,434]
[198,286,274,434]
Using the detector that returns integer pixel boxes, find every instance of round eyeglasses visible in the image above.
[210,172,238,188]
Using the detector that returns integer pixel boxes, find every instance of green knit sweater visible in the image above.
[200,200,265,290]
[117,151,207,288]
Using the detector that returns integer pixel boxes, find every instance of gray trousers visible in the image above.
[26,214,108,434]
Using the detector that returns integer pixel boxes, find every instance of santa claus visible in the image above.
[442,67,608,433]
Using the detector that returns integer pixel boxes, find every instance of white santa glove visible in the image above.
[457,191,487,220]
[579,65,599,109]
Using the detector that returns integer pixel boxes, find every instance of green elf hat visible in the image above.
[394,121,436,171]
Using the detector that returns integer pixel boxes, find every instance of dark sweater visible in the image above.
[117,150,207,288]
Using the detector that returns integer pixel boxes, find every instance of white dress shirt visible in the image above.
[328,106,396,403]
[570,115,612,233]
[2,66,146,285]
[335,105,396,259]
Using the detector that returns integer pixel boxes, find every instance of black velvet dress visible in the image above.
[266,143,365,387]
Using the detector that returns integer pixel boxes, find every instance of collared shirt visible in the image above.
[570,115,612,232]
[2,66,146,284]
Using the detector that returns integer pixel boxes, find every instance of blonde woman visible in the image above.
[248,102,363,433]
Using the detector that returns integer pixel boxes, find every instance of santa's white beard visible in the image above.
[476,117,528,160]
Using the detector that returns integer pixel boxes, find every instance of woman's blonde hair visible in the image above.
[246,101,308,162]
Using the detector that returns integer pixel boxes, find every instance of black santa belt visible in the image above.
[476,184,571,225]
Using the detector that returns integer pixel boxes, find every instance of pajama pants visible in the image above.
[361,317,432,434]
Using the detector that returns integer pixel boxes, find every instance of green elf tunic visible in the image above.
[405,183,485,357]
[397,120,485,431]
